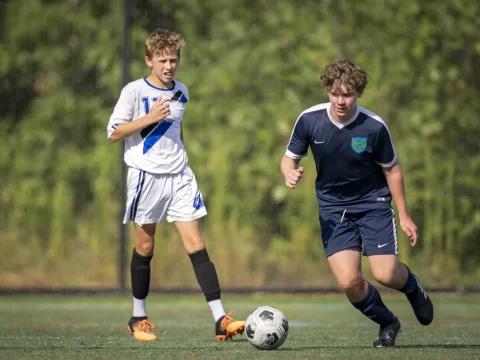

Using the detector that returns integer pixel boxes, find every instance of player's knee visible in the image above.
[187,242,205,254]
[136,239,155,257]
[183,236,205,254]
[338,276,364,294]
[372,269,396,287]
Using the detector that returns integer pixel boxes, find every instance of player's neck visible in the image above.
[146,74,174,89]
[329,105,357,124]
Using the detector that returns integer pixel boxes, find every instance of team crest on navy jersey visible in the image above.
[351,137,368,154]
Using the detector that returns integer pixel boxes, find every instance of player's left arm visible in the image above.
[382,164,418,246]
[375,123,418,246]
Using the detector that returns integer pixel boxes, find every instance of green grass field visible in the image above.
[1,293,479,359]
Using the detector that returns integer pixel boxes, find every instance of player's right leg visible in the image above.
[123,167,171,341]
[127,223,157,341]
[327,250,398,330]
[321,209,399,347]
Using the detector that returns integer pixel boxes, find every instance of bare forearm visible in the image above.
[384,164,409,217]
[109,114,156,143]
[281,155,304,188]
[281,155,300,176]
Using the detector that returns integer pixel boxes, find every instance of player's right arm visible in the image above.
[281,114,309,189]
[281,155,304,189]
[107,87,171,143]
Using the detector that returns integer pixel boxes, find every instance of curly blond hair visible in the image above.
[145,29,185,58]
[320,60,367,95]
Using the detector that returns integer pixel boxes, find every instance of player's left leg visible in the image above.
[175,220,245,341]
[368,255,434,326]
[360,208,433,328]
[168,166,244,341]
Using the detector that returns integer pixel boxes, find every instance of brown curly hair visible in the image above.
[145,29,185,58]
[320,60,367,95]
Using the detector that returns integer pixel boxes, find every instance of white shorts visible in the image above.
[123,166,207,225]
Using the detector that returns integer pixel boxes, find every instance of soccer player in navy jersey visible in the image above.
[281,60,433,347]
[107,29,244,342]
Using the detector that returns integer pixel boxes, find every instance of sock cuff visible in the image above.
[399,264,418,294]
[188,248,210,265]
[132,248,153,262]
[351,282,376,309]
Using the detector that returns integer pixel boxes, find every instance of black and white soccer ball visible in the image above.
[245,305,289,350]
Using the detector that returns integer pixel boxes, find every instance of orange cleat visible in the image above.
[215,311,245,341]
[127,318,157,341]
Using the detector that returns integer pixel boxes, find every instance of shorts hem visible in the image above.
[166,211,207,223]
[325,246,361,258]
[123,218,164,226]
[363,250,399,257]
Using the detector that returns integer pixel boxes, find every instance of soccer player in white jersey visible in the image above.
[107,29,244,342]
[281,60,434,347]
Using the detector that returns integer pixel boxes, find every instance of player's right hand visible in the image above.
[285,167,304,189]
[149,97,170,122]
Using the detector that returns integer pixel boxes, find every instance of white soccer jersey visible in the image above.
[107,77,189,174]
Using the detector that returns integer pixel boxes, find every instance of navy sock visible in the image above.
[351,282,395,327]
[398,264,419,299]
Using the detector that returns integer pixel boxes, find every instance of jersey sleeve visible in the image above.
[285,114,310,159]
[107,84,135,139]
[374,123,397,167]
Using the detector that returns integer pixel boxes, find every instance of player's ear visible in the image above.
[145,56,153,68]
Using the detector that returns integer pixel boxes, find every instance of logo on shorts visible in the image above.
[351,137,367,154]
[193,193,205,210]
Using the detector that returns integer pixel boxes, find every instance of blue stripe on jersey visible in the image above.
[143,120,173,154]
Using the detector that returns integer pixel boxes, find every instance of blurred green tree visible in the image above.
[0,0,478,288]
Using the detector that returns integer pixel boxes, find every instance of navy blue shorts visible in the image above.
[319,207,398,257]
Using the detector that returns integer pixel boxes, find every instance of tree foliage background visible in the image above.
[0,0,479,288]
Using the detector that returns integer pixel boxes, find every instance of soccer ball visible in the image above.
[245,305,289,350]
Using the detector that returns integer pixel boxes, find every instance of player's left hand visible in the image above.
[399,215,418,246]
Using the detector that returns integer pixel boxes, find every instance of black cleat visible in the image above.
[407,275,434,326]
[373,316,401,348]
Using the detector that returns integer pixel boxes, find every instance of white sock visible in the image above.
[133,296,147,317]
[208,299,226,322]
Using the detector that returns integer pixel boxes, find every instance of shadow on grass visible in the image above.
[278,344,480,351]
[396,344,480,349]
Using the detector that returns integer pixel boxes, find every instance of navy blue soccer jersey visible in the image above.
[286,103,396,210]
